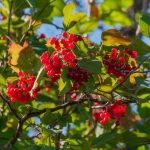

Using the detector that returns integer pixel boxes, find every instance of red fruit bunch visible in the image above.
[68,67,89,91]
[7,72,40,104]
[67,67,89,101]
[103,48,138,82]
[92,100,127,126]
[40,32,82,87]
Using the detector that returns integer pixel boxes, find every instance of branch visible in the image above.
[49,22,64,30]
[0,92,20,120]
[20,0,56,43]
[1,97,98,150]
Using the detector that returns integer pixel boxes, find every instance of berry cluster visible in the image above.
[103,48,138,82]
[92,100,127,126]
[67,67,89,101]
[40,32,82,87]
[68,67,89,91]
[7,72,40,104]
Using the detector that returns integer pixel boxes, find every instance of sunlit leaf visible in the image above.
[129,73,143,85]
[58,68,72,95]
[63,2,85,30]
[8,42,41,73]
[139,13,150,38]
[102,29,132,46]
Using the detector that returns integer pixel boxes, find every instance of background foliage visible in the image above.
[0,0,150,150]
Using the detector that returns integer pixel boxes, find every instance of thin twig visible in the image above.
[20,0,56,43]
[50,22,64,30]
[0,92,20,120]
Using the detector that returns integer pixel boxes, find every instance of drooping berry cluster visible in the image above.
[40,32,82,87]
[7,72,40,104]
[92,100,127,126]
[68,67,89,91]
[103,48,138,82]
[67,67,89,101]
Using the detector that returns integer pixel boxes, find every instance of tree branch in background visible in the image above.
[0,96,100,150]
[20,0,56,43]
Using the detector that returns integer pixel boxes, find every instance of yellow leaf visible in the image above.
[130,73,143,85]
[102,29,132,46]
[45,38,51,48]
[8,42,41,73]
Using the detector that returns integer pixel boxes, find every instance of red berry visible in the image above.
[7,72,40,104]
[50,37,57,45]
[130,50,137,58]
[119,57,125,63]
[111,48,118,54]
[62,32,68,38]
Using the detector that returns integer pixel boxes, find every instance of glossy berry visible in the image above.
[103,48,138,82]
[40,32,83,88]
[67,67,89,101]
[7,72,40,104]
[68,67,89,91]
[62,32,68,38]
[92,100,127,126]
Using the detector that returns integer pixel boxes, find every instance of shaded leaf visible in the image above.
[92,132,117,147]
[128,38,150,56]
[78,58,101,74]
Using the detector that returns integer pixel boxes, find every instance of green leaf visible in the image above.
[136,87,150,99]
[78,58,101,74]
[138,102,150,118]
[41,109,53,125]
[79,107,93,123]
[82,76,95,93]
[99,0,133,27]
[63,2,85,30]
[0,74,6,87]
[58,68,72,95]
[128,38,150,56]
[121,131,150,148]
[140,13,150,38]
[6,76,18,84]
[92,132,118,147]
[45,0,65,21]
